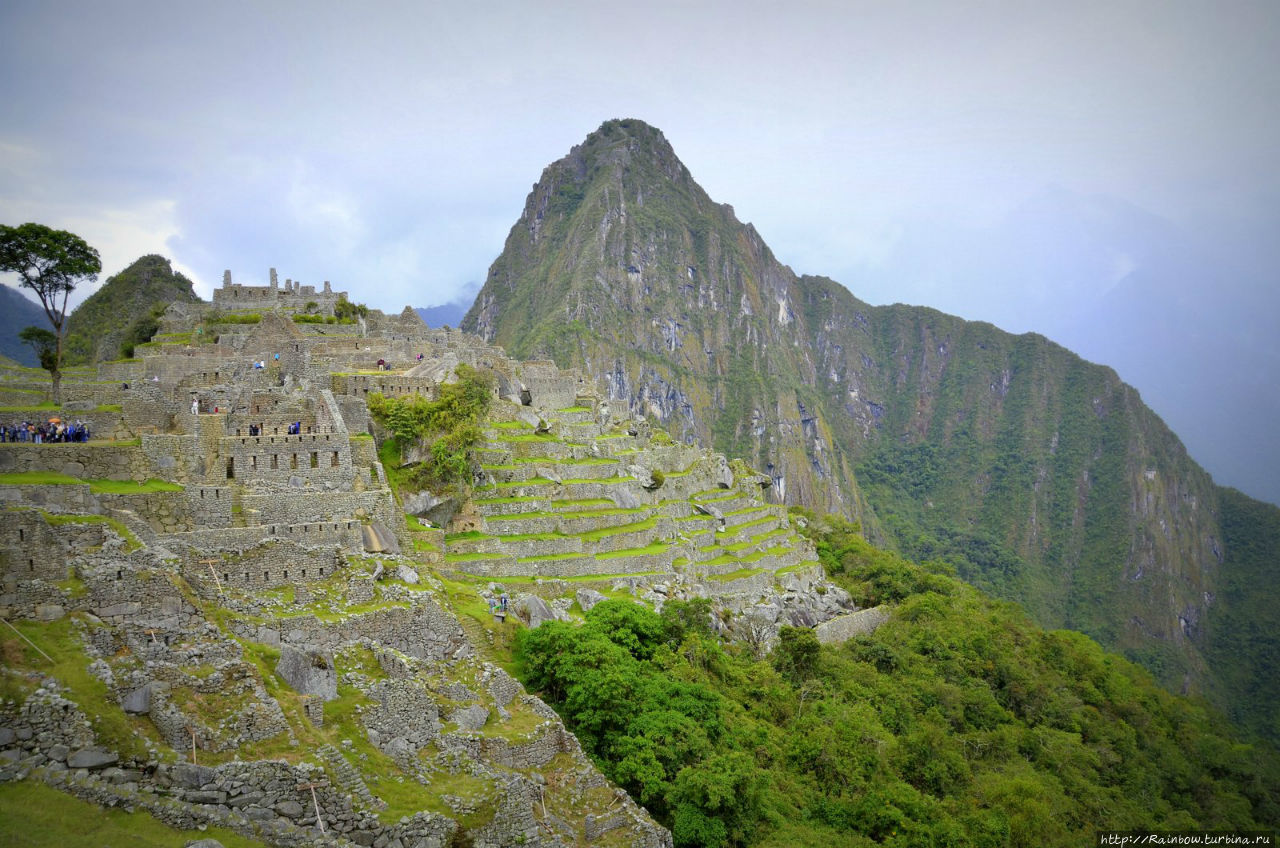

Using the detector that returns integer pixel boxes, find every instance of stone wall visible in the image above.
[219,432,353,488]
[178,539,347,593]
[240,491,400,536]
[0,443,150,481]
[814,605,891,644]
[276,602,471,663]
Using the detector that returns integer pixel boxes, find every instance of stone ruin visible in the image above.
[0,272,883,846]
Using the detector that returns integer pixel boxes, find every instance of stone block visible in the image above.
[171,762,218,789]
[276,645,338,701]
[67,748,119,769]
[575,588,607,613]
[122,683,152,715]
[95,602,142,618]
[33,604,64,621]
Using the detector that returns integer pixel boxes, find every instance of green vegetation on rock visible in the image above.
[367,364,493,492]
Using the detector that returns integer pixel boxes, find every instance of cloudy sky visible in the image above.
[2,0,1278,498]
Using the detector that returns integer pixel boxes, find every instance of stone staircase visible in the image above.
[317,742,386,813]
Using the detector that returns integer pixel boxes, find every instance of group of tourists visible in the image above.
[1,420,92,443]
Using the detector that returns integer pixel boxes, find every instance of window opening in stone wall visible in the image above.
[271,454,278,470]
[264,571,269,582]
[18,528,23,541]
[310,451,318,468]
[224,573,229,583]
[244,572,249,582]
[283,570,288,580]
[116,569,121,580]
[302,569,306,578]
[28,559,33,571]
[226,458,234,479]
[331,451,339,467]
[251,455,257,470]
[291,454,298,470]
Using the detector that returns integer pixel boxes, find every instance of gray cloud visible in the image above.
[2,0,1277,497]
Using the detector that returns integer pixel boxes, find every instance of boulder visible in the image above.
[575,588,607,613]
[395,564,421,584]
[714,456,734,488]
[275,645,338,701]
[121,683,152,715]
[693,502,724,522]
[404,491,461,528]
[514,595,558,628]
[448,705,489,732]
[362,521,401,554]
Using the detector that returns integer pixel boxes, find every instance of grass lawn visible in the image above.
[0,780,273,847]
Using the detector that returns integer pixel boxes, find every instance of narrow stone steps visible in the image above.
[317,742,384,812]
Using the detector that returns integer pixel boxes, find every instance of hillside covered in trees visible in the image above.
[517,513,1280,847]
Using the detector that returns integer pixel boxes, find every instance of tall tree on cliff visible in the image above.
[0,223,101,403]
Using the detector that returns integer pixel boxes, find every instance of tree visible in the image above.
[19,326,57,372]
[0,223,101,402]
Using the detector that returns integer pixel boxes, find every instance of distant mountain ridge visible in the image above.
[414,302,469,328]
[0,284,51,366]
[461,118,1280,742]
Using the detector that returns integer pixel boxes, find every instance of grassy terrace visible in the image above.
[512,456,616,465]
[691,491,744,504]
[709,567,767,582]
[494,433,556,443]
[739,544,794,563]
[472,477,555,492]
[472,495,543,506]
[551,498,614,509]
[722,514,777,534]
[578,517,657,541]
[0,472,182,494]
[597,542,669,559]
[444,552,498,563]
[517,551,590,563]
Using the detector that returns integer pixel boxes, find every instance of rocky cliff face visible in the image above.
[461,119,1276,720]
[465,119,865,519]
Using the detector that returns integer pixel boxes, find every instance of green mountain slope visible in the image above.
[63,254,199,364]
[461,118,1280,742]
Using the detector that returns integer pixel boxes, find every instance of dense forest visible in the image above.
[517,513,1280,847]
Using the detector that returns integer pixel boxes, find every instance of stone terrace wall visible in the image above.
[0,443,150,481]
[240,491,400,532]
[168,519,362,556]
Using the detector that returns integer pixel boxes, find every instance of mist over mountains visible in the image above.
[850,187,1280,506]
